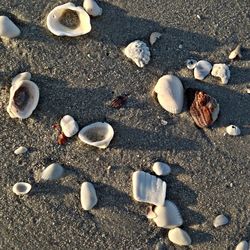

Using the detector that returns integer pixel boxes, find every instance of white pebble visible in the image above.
[80,182,98,210]
[14,146,28,155]
[60,115,79,137]
[152,161,171,176]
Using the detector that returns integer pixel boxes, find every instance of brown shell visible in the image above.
[111,94,128,109]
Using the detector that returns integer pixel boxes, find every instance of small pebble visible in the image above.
[14,146,28,155]
[152,161,171,176]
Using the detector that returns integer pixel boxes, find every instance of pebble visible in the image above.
[14,146,28,155]
[235,240,249,250]
[168,227,191,246]
[41,163,64,181]
[152,161,171,176]
[80,182,98,210]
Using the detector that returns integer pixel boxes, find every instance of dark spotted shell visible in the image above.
[111,94,128,109]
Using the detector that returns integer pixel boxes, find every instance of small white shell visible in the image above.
[229,44,242,60]
[83,0,102,16]
[168,228,191,246]
[47,2,91,37]
[186,59,197,70]
[132,170,167,206]
[78,122,114,149]
[226,125,241,136]
[247,87,250,94]
[41,163,64,181]
[123,40,150,68]
[154,75,184,114]
[194,60,212,80]
[149,32,161,45]
[14,146,28,155]
[12,72,31,86]
[152,161,171,176]
[0,16,20,38]
[211,63,230,84]
[235,240,249,250]
[213,214,229,228]
[60,115,79,137]
[80,182,97,210]
[12,182,31,195]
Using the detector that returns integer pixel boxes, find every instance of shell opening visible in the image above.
[13,86,30,110]
[85,127,107,142]
[16,184,28,193]
[59,9,80,29]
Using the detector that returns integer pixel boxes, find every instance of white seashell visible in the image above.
[154,75,184,114]
[78,122,114,149]
[60,115,79,137]
[14,146,28,155]
[123,40,150,68]
[7,80,39,119]
[213,214,229,228]
[168,228,191,246]
[247,87,250,94]
[132,170,166,206]
[47,2,91,37]
[149,32,161,45]
[153,200,183,229]
[80,182,97,210]
[152,161,171,176]
[83,0,102,17]
[12,72,31,86]
[41,163,64,181]
[0,16,20,38]
[229,44,242,60]
[226,125,241,136]
[194,60,212,80]
[12,182,31,195]
[235,240,249,250]
[211,63,230,84]
[186,59,197,70]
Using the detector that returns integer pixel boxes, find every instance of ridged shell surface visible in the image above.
[80,182,97,210]
[41,163,64,181]
[168,228,191,246]
[0,16,20,38]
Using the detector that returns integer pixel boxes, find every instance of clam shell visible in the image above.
[7,79,39,119]
[194,60,212,80]
[123,40,150,68]
[78,122,114,149]
[12,72,31,86]
[229,44,242,60]
[149,32,161,45]
[152,161,171,176]
[211,63,230,84]
[168,228,191,246]
[80,182,97,210]
[153,200,183,229]
[41,163,64,181]
[213,214,229,228]
[60,115,79,137]
[0,16,20,38]
[83,0,102,16]
[226,125,241,136]
[47,2,91,37]
[12,182,31,195]
[132,170,166,206]
[14,146,28,155]
[154,75,184,114]
[235,240,249,250]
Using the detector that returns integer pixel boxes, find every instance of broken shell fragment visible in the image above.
[12,182,31,195]
[186,59,197,70]
[229,44,242,60]
[149,32,161,45]
[152,161,171,176]
[194,60,212,80]
[235,240,249,250]
[12,72,31,86]
[47,2,91,37]
[60,115,79,137]
[80,182,97,210]
[14,146,28,155]
[0,16,20,38]
[168,228,191,246]
[154,75,184,114]
[78,122,114,149]
[123,40,150,68]
[226,125,241,136]
[213,214,229,228]
[211,63,230,84]
[132,170,166,206]
[41,163,64,181]
[83,0,102,16]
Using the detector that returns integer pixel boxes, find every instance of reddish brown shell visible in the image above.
[111,94,128,109]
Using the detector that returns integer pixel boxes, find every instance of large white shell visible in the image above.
[12,182,31,195]
[60,115,79,137]
[168,228,191,246]
[123,40,150,68]
[226,125,241,136]
[47,2,91,37]
[213,214,229,228]
[14,146,28,155]
[78,122,114,149]
[0,16,20,38]
[83,0,102,16]
[194,60,212,80]
[149,32,161,45]
[211,63,230,84]
[235,240,249,250]
[153,200,183,229]
[132,170,166,206]
[154,75,184,114]
[41,163,64,181]
[229,44,242,60]
[7,79,39,119]
[80,182,97,210]
[12,72,31,86]
[152,161,171,176]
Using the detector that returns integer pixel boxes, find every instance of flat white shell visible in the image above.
[80,182,97,210]
[41,163,64,181]
[229,44,242,60]
[13,182,31,195]
[123,40,150,68]
[132,170,166,206]
[154,75,184,114]
[213,214,229,228]
[0,16,20,38]
[78,122,114,149]
[211,63,230,84]
[47,2,91,37]
[83,0,102,16]
[168,228,191,246]
[152,161,171,176]
[235,240,249,250]
[153,200,183,229]
[194,60,212,80]
[186,59,197,70]
[60,115,79,137]
[226,125,241,136]
[14,146,28,155]
[12,72,31,86]
[149,32,161,45]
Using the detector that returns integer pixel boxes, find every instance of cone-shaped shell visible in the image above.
[154,75,184,114]
[235,241,249,250]
[60,115,79,137]
[41,163,64,181]
[83,0,102,16]
[80,182,97,210]
[78,122,114,149]
[12,72,31,86]
[213,214,229,227]
[0,16,20,38]
[47,2,91,37]
[226,125,241,136]
[168,228,191,246]
[12,182,32,195]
